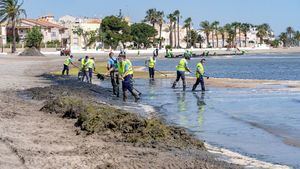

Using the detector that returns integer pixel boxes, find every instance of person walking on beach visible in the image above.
[87,57,95,83]
[118,53,140,102]
[62,55,75,76]
[81,56,90,82]
[107,52,120,97]
[192,59,208,92]
[172,53,191,91]
[145,53,157,81]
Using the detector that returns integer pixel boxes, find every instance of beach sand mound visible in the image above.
[19,47,44,56]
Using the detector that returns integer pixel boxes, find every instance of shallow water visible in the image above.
[131,79,300,168]
[99,54,300,168]
[134,54,300,80]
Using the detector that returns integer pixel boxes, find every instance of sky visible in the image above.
[23,0,300,35]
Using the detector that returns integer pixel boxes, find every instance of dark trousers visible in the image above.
[62,64,69,75]
[81,69,89,82]
[149,67,155,79]
[193,76,205,91]
[88,68,93,83]
[122,74,138,101]
[110,71,120,96]
[172,71,186,90]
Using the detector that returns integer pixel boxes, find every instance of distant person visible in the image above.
[87,57,96,83]
[118,53,140,102]
[107,52,119,97]
[81,56,90,82]
[62,55,75,76]
[192,59,208,92]
[145,53,157,81]
[172,53,191,91]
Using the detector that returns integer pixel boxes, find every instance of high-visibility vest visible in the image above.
[176,58,187,71]
[64,57,72,66]
[87,59,95,69]
[196,62,204,78]
[118,61,125,75]
[125,59,133,75]
[148,57,156,68]
[81,58,89,71]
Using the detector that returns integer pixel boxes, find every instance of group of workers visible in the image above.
[62,50,207,102]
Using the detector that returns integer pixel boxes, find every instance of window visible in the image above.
[51,32,56,37]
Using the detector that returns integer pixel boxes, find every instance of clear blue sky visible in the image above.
[23,0,300,35]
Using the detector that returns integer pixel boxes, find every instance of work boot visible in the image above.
[132,92,140,102]
[183,85,186,91]
[123,92,127,102]
[192,85,196,91]
[172,82,176,89]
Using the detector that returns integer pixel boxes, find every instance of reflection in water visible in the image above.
[176,92,188,126]
[148,80,156,100]
[193,92,206,128]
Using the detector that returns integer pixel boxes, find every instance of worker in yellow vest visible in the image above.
[145,54,157,80]
[62,55,75,76]
[192,59,207,91]
[172,53,191,91]
[81,56,90,82]
[117,53,140,102]
[87,57,96,83]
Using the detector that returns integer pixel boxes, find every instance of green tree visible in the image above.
[256,23,271,44]
[157,11,164,49]
[224,23,235,47]
[183,17,192,48]
[167,13,176,47]
[270,39,280,48]
[190,29,198,48]
[197,34,205,48]
[131,23,157,49]
[173,10,181,48]
[73,27,97,50]
[100,15,131,49]
[294,31,300,46]
[240,23,252,47]
[279,32,288,47]
[200,20,211,48]
[212,21,219,48]
[144,8,158,27]
[286,26,294,47]
[25,26,43,49]
[218,26,226,48]
[0,0,26,53]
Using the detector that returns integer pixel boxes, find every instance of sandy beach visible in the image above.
[0,54,295,169]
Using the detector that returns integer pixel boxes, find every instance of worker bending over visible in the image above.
[172,53,191,91]
[62,55,75,76]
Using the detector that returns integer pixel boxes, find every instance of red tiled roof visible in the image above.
[21,19,66,29]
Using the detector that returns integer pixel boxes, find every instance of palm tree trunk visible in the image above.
[169,22,173,47]
[177,17,180,48]
[159,24,162,49]
[12,19,16,53]
[244,34,247,47]
[212,31,214,48]
[206,33,209,48]
[239,30,242,47]
[173,22,177,48]
[186,28,189,48]
[222,35,225,48]
[216,31,219,48]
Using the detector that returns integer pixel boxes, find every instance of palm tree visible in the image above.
[144,8,158,27]
[224,23,235,47]
[173,18,177,48]
[240,23,251,47]
[286,26,294,47]
[183,17,192,48]
[256,23,271,44]
[279,32,288,47]
[197,34,204,48]
[167,13,176,47]
[0,0,26,53]
[200,20,211,48]
[218,26,226,48]
[156,11,164,49]
[231,22,241,47]
[173,10,181,48]
[294,31,300,46]
[212,21,219,48]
